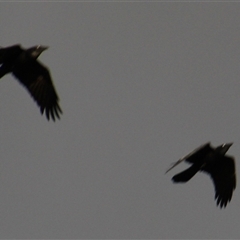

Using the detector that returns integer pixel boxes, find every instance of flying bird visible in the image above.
[166,142,236,208]
[0,44,62,121]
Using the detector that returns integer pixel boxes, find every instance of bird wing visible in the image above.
[0,48,6,64]
[203,156,236,208]
[12,60,62,121]
[0,45,23,78]
[183,142,212,163]
[0,45,22,64]
[165,142,211,174]
[172,163,202,182]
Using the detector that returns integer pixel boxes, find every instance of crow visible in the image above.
[0,44,62,121]
[166,142,236,208]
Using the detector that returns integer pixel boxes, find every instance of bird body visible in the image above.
[0,44,62,121]
[166,142,236,208]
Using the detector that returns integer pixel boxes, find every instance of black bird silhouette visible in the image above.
[166,142,236,208]
[0,44,62,121]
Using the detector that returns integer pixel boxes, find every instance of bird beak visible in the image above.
[42,46,49,51]
[224,143,233,151]
[226,143,233,147]
[37,45,48,51]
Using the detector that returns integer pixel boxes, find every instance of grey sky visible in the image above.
[0,2,239,239]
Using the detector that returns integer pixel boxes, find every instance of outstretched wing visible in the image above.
[12,60,62,121]
[203,156,236,208]
[172,164,202,182]
[165,142,211,174]
[0,45,22,64]
[183,142,212,163]
[0,45,23,78]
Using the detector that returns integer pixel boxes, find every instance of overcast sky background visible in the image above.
[0,2,240,239]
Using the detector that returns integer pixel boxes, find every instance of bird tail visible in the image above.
[172,164,200,183]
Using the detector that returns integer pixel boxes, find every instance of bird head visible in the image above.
[27,45,49,59]
[216,143,233,155]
